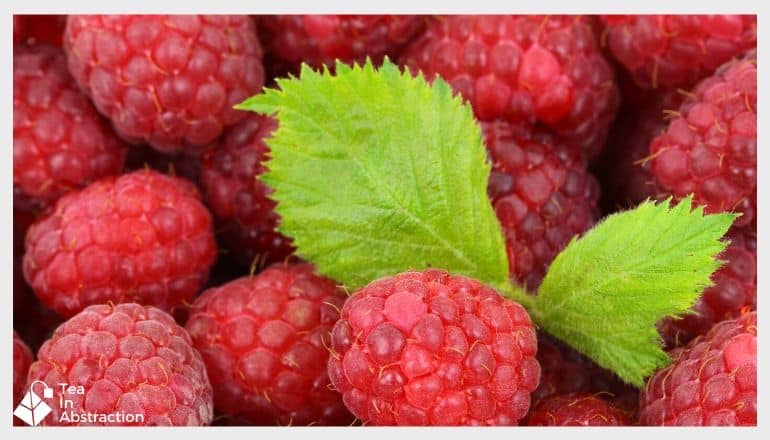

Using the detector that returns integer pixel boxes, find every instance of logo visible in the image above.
[14,381,53,426]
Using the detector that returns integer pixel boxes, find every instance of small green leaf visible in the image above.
[237,59,511,290]
[533,197,736,387]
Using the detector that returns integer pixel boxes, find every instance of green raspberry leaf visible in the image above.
[236,59,510,290]
[533,197,736,387]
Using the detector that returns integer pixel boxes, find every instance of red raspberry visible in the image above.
[259,15,425,71]
[13,15,67,47]
[601,15,756,90]
[200,114,294,266]
[14,44,127,213]
[533,334,638,414]
[26,303,214,426]
[63,15,265,153]
[525,392,631,426]
[185,263,352,425]
[13,331,33,403]
[649,51,756,229]
[23,169,217,318]
[659,226,756,347]
[484,121,599,290]
[328,270,541,426]
[401,15,619,158]
[639,311,756,426]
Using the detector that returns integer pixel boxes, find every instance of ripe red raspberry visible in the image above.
[14,44,127,213]
[200,114,294,266]
[328,270,541,426]
[13,15,67,47]
[525,392,631,426]
[533,334,638,414]
[484,121,599,290]
[23,169,217,318]
[185,263,351,425]
[63,15,265,153]
[601,15,756,90]
[26,303,214,426]
[639,311,756,426]
[259,15,425,72]
[659,227,756,347]
[13,331,33,403]
[401,15,619,158]
[649,51,756,229]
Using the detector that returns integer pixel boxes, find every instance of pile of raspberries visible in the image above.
[13,14,756,427]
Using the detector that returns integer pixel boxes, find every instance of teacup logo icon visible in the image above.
[14,380,53,426]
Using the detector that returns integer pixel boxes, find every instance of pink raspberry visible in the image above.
[23,169,217,318]
[200,114,294,266]
[63,15,265,153]
[649,51,756,229]
[14,44,126,213]
[639,311,756,426]
[185,263,352,425]
[484,121,599,290]
[602,15,756,90]
[525,392,631,426]
[259,15,425,71]
[401,15,619,158]
[26,303,214,426]
[328,270,541,425]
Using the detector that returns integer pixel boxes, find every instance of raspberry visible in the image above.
[401,15,619,158]
[649,51,756,229]
[533,334,638,414]
[14,44,127,214]
[659,226,756,347]
[13,331,33,403]
[525,392,631,426]
[23,169,217,318]
[26,303,214,426]
[639,311,756,426]
[484,121,599,290]
[259,15,425,71]
[328,269,541,426]
[200,114,294,266]
[602,15,756,90]
[63,15,265,153]
[185,263,351,425]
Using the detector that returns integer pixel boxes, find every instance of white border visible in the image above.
[2,1,765,439]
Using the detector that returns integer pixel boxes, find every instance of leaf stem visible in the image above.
[494,280,537,312]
